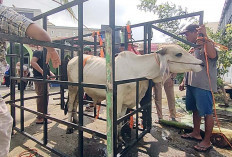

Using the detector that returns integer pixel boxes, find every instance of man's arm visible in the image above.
[197,25,216,59]
[31,57,43,75]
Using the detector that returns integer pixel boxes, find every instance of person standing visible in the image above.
[154,73,177,122]
[0,0,60,154]
[31,50,55,124]
[4,64,10,87]
[16,62,30,90]
[179,24,217,152]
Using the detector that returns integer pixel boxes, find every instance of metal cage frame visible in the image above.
[0,0,204,156]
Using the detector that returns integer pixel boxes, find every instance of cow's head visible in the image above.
[156,44,203,82]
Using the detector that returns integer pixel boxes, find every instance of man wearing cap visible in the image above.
[179,24,217,152]
[84,46,94,55]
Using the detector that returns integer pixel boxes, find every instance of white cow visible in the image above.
[66,44,203,134]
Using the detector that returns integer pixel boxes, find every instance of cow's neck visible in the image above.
[128,53,161,79]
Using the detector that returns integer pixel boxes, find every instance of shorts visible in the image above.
[186,85,213,116]
[0,5,33,37]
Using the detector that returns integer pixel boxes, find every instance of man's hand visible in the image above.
[46,48,61,68]
[179,81,185,91]
[196,25,207,37]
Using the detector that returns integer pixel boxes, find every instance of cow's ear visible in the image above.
[156,47,166,56]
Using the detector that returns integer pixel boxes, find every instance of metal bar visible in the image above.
[62,31,105,42]
[127,39,148,43]
[78,2,84,156]
[125,27,128,50]
[11,103,107,139]
[130,11,204,28]
[0,33,78,51]
[10,42,16,128]
[13,127,68,157]
[148,25,152,54]
[119,129,149,156]
[94,33,97,56]
[105,27,114,157]
[117,103,150,124]
[43,16,48,145]
[11,77,106,89]
[147,80,152,131]
[78,112,106,121]
[147,25,152,131]
[6,92,61,104]
[115,77,147,85]
[151,25,196,47]
[136,81,139,139]
[199,11,204,25]
[60,44,65,110]
[2,93,10,99]
[32,0,88,21]
[71,39,74,58]
[19,43,24,132]
[143,25,147,54]
[109,0,117,156]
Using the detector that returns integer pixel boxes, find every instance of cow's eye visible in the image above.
[175,53,182,57]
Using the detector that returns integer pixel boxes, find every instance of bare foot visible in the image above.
[194,142,213,152]
[181,133,202,141]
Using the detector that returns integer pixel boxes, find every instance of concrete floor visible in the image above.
[1,85,231,157]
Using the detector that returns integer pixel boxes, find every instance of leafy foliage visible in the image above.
[207,24,232,87]
[52,0,77,21]
[137,0,196,35]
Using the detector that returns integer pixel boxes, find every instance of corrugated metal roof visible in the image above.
[219,0,232,26]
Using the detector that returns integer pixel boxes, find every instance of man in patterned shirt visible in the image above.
[0,0,61,155]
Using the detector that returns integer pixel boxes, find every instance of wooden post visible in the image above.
[105,27,114,156]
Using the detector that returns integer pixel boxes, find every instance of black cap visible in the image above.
[179,24,199,35]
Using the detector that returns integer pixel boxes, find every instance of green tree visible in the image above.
[52,0,91,31]
[207,24,232,87]
[137,0,196,35]
[207,24,232,106]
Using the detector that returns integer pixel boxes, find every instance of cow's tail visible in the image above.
[64,93,69,115]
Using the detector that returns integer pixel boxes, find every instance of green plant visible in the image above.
[207,24,232,88]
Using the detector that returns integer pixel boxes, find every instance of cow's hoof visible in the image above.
[66,128,74,134]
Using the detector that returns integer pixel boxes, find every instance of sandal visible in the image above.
[181,133,202,141]
[36,118,52,124]
[36,118,44,124]
[194,143,213,152]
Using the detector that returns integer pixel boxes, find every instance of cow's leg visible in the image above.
[117,104,128,144]
[120,106,132,143]
[72,96,79,125]
[66,86,78,134]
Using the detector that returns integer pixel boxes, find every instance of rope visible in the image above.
[129,111,134,129]
[97,31,104,58]
[18,148,38,157]
[126,25,140,55]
